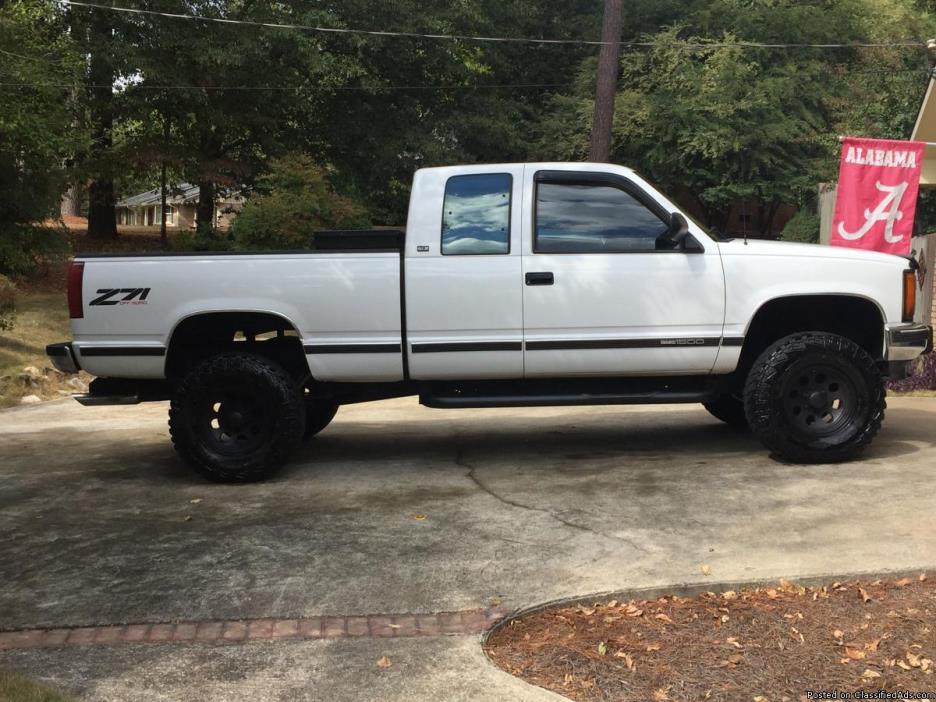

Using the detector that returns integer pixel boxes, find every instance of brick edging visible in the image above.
[0,608,509,651]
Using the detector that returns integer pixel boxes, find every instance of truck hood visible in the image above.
[717,238,912,268]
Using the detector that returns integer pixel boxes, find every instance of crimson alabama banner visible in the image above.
[830,136,926,256]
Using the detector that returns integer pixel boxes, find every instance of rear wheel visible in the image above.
[304,398,339,439]
[743,332,885,463]
[702,394,748,428]
[169,352,306,482]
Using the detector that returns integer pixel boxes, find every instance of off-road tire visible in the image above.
[304,399,339,440]
[702,394,748,428]
[169,352,306,482]
[743,332,885,463]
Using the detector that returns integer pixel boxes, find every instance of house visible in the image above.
[911,68,936,330]
[115,183,243,230]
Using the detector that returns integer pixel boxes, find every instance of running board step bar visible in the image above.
[419,377,718,409]
[75,394,141,407]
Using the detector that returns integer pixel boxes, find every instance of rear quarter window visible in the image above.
[441,174,512,255]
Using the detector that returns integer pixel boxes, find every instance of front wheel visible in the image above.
[743,332,885,463]
[169,353,306,482]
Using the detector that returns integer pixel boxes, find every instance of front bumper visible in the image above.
[885,323,933,362]
[46,342,80,374]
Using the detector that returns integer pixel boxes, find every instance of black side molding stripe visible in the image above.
[79,347,166,357]
[526,338,722,351]
[304,344,402,354]
[720,337,745,347]
[412,342,523,354]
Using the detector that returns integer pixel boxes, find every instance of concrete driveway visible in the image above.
[1,396,935,700]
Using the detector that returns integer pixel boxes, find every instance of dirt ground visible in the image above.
[485,576,936,702]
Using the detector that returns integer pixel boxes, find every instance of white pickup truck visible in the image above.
[48,163,932,482]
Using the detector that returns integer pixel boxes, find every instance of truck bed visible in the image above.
[71,230,407,382]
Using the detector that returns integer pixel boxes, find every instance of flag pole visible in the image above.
[838,135,936,147]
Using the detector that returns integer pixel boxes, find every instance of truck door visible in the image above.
[520,167,726,377]
[405,166,525,379]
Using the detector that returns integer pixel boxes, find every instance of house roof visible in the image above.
[117,183,240,208]
[911,73,936,186]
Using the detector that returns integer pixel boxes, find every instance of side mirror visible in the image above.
[656,212,692,250]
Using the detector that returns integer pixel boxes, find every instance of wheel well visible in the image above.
[165,312,308,383]
[737,295,884,376]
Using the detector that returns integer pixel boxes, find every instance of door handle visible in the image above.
[525,272,554,286]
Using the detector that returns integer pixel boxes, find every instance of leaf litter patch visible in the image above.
[485,575,935,701]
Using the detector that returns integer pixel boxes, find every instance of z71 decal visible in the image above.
[89,288,151,306]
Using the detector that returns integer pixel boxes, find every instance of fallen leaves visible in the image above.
[411,513,427,521]
[376,656,392,669]
[719,654,744,668]
[613,650,636,671]
[623,603,644,617]
[701,564,712,576]
[844,646,866,661]
[486,576,936,702]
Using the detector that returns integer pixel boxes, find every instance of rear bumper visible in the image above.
[46,342,80,374]
[885,323,933,362]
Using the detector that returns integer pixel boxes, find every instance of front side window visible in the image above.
[442,174,511,255]
[535,182,669,253]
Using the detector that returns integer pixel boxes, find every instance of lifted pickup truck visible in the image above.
[48,163,932,482]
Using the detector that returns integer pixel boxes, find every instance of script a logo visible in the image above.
[837,181,908,244]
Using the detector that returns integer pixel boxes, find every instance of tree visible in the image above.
[66,1,132,240]
[231,155,369,250]
[536,0,935,236]
[0,0,87,273]
[125,0,365,239]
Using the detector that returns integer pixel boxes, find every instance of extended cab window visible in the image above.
[442,174,511,255]
[535,181,669,253]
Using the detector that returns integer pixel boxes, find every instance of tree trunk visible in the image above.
[60,185,82,218]
[160,116,170,249]
[85,9,117,240]
[87,179,117,239]
[196,180,215,238]
[160,163,168,250]
[588,0,623,162]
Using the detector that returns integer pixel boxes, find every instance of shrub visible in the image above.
[171,230,234,252]
[232,156,370,251]
[0,274,16,331]
[779,208,820,244]
[0,223,70,277]
[888,353,936,393]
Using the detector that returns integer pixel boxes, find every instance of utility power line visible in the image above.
[0,81,575,92]
[61,1,928,50]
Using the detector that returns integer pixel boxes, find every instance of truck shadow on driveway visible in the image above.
[2,404,931,489]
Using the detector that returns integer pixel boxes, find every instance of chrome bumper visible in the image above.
[885,323,933,362]
[46,342,80,374]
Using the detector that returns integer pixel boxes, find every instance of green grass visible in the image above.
[0,670,73,702]
[0,286,71,409]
